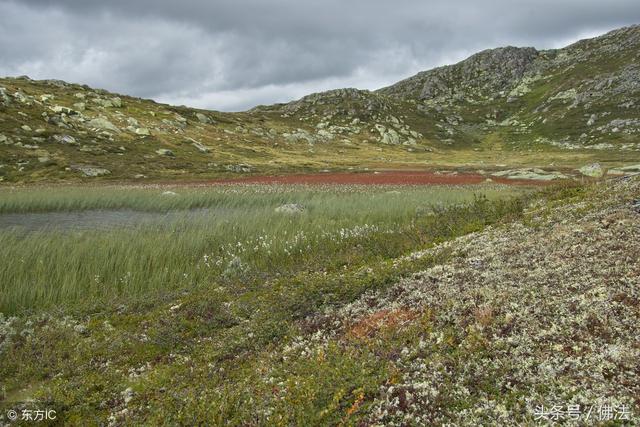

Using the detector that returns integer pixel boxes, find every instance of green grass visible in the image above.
[0,183,509,213]
[0,184,527,314]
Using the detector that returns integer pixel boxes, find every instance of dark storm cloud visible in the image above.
[1,0,639,111]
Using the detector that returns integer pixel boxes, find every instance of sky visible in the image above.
[0,1,639,112]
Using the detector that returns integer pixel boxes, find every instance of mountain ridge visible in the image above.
[1,25,639,183]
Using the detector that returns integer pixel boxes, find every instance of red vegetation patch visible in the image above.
[210,171,551,186]
[347,308,420,339]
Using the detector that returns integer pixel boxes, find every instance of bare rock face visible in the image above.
[379,46,539,101]
[425,47,539,99]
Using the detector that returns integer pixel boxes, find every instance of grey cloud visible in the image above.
[1,0,639,111]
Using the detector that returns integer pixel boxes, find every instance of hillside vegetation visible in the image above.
[1,26,640,183]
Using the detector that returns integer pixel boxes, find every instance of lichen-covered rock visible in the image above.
[0,86,11,107]
[12,91,34,105]
[191,141,210,153]
[52,134,78,145]
[578,162,605,178]
[549,88,578,102]
[492,168,569,181]
[156,148,175,157]
[380,46,539,101]
[283,129,316,144]
[49,105,78,115]
[72,165,111,177]
[87,117,120,133]
[93,97,122,108]
[225,163,252,173]
[195,112,212,124]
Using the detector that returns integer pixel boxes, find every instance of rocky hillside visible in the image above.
[253,88,436,147]
[0,77,443,183]
[379,25,640,151]
[1,25,639,183]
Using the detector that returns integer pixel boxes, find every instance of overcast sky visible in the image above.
[1,1,638,111]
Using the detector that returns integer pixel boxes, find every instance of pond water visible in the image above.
[0,208,220,232]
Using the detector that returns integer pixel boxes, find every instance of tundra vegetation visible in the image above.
[2,177,639,425]
[0,24,639,426]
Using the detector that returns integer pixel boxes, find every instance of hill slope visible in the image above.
[1,25,639,183]
[378,25,640,151]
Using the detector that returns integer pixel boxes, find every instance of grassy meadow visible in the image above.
[0,184,527,314]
